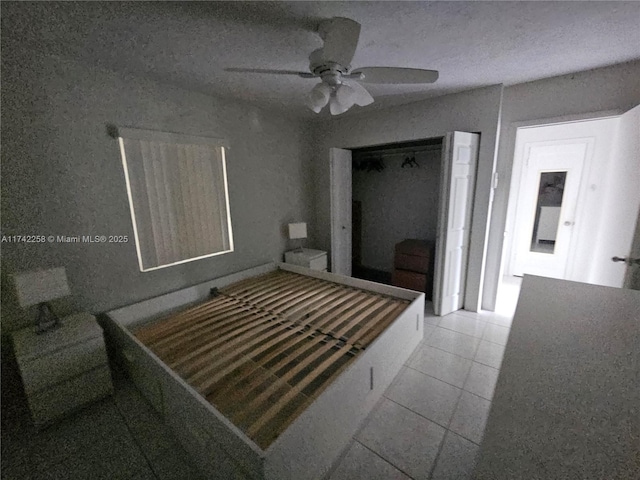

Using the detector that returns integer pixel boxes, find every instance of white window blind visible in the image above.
[118,128,234,272]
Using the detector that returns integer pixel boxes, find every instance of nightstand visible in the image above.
[12,312,113,428]
[284,248,328,271]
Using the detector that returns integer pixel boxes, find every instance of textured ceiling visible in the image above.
[4,1,640,118]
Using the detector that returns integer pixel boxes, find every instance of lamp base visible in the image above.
[34,303,62,335]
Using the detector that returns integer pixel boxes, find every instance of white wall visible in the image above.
[313,85,503,311]
[484,61,640,310]
[353,148,441,272]
[1,48,315,332]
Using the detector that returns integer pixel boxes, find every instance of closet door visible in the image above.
[330,148,352,276]
[434,132,480,316]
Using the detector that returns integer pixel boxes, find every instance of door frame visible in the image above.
[329,147,353,276]
[510,137,592,279]
[433,132,480,315]
[502,110,623,280]
[329,133,479,314]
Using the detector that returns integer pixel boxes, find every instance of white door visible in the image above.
[512,141,588,278]
[623,208,640,290]
[330,148,352,276]
[433,132,479,316]
[595,104,640,288]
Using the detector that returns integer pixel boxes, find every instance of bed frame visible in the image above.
[101,263,424,480]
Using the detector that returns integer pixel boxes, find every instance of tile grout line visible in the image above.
[355,440,419,480]
[435,322,488,340]
[381,395,454,433]
[427,326,509,349]
[427,340,486,480]
[403,364,468,392]
[404,345,501,389]
[381,378,484,441]
[111,389,164,480]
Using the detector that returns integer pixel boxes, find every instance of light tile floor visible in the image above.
[326,276,522,480]
[1,366,205,480]
[1,277,522,480]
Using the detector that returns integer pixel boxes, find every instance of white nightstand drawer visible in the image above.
[309,255,327,271]
[284,248,327,271]
[29,365,113,427]
[19,337,108,395]
[13,312,102,361]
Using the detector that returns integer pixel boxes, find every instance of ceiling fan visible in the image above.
[225,17,439,115]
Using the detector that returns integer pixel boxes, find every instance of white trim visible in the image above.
[510,109,622,131]
[221,147,235,253]
[498,109,624,279]
[505,114,620,277]
[118,127,229,147]
[119,137,146,272]
[119,136,234,272]
[138,249,234,272]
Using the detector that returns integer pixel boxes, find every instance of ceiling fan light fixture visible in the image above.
[335,84,356,106]
[226,17,440,115]
[329,96,349,116]
[328,84,357,115]
[346,81,374,106]
[305,82,332,113]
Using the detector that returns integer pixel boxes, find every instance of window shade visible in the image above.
[118,128,233,272]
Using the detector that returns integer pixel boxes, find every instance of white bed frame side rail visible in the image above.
[265,284,425,479]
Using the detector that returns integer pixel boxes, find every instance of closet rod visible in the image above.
[355,147,438,160]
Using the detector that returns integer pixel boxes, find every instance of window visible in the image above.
[118,128,233,272]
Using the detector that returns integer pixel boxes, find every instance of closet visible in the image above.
[351,138,443,297]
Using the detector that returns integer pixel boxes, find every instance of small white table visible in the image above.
[284,248,328,271]
[13,312,113,428]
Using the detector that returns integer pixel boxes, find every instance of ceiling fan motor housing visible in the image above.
[309,49,349,86]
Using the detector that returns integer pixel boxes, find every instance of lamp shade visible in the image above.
[347,81,374,106]
[288,222,307,240]
[13,267,70,308]
[305,83,331,113]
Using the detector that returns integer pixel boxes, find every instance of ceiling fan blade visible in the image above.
[225,68,315,78]
[344,81,374,106]
[318,17,361,67]
[352,67,439,84]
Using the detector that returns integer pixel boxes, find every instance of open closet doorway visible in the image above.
[505,105,640,288]
[330,132,480,316]
[350,138,442,289]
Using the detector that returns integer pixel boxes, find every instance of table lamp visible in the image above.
[288,222,307,253]
[13,267,71,334]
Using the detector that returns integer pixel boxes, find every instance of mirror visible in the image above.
[530,171,567,254]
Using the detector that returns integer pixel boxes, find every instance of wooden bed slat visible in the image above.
[175,312,286,376]
[205,328,321,405]
[148,301,256,351]
[159,307,270,363]
[231,338,344,427]
[351,303,410,349]
[133,269,411,449]
[135,295,239,343]
[187,319,312,390]
[246,344,351,438]
[255,348,354,446]
[223,272,308,301]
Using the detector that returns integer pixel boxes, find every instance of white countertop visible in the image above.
[474,275,640,479]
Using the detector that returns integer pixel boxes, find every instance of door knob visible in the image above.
[563,221,575,226]
[612,256,640,266]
